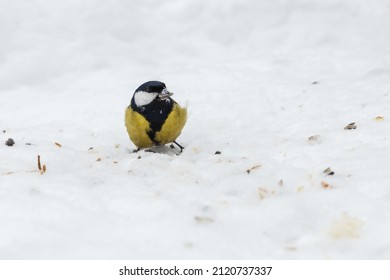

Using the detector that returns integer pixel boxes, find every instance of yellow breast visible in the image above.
[125,103,187,149]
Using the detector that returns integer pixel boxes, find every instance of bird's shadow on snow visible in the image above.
[130,145,182,156]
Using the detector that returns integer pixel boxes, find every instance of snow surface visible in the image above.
[1,0,390,259]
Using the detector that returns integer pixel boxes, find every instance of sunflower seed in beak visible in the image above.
[158,90,173,100]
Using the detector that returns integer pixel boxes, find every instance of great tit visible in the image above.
[125,81,187,152]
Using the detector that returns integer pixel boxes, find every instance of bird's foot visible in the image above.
[172,141,185,154]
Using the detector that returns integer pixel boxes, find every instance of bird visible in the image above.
[125,81,187,153]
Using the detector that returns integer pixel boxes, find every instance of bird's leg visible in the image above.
[132,147,141,153]
[173,141,185,154]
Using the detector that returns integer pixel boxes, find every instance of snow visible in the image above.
[1,0,390,259]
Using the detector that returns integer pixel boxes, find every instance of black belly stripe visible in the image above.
[131,97,175,144]
[147,130,159,145]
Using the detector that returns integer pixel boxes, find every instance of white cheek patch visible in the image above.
[134,91,157,107]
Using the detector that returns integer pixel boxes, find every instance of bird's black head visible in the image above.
[132,81,173,108]
[135,81,167,94]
